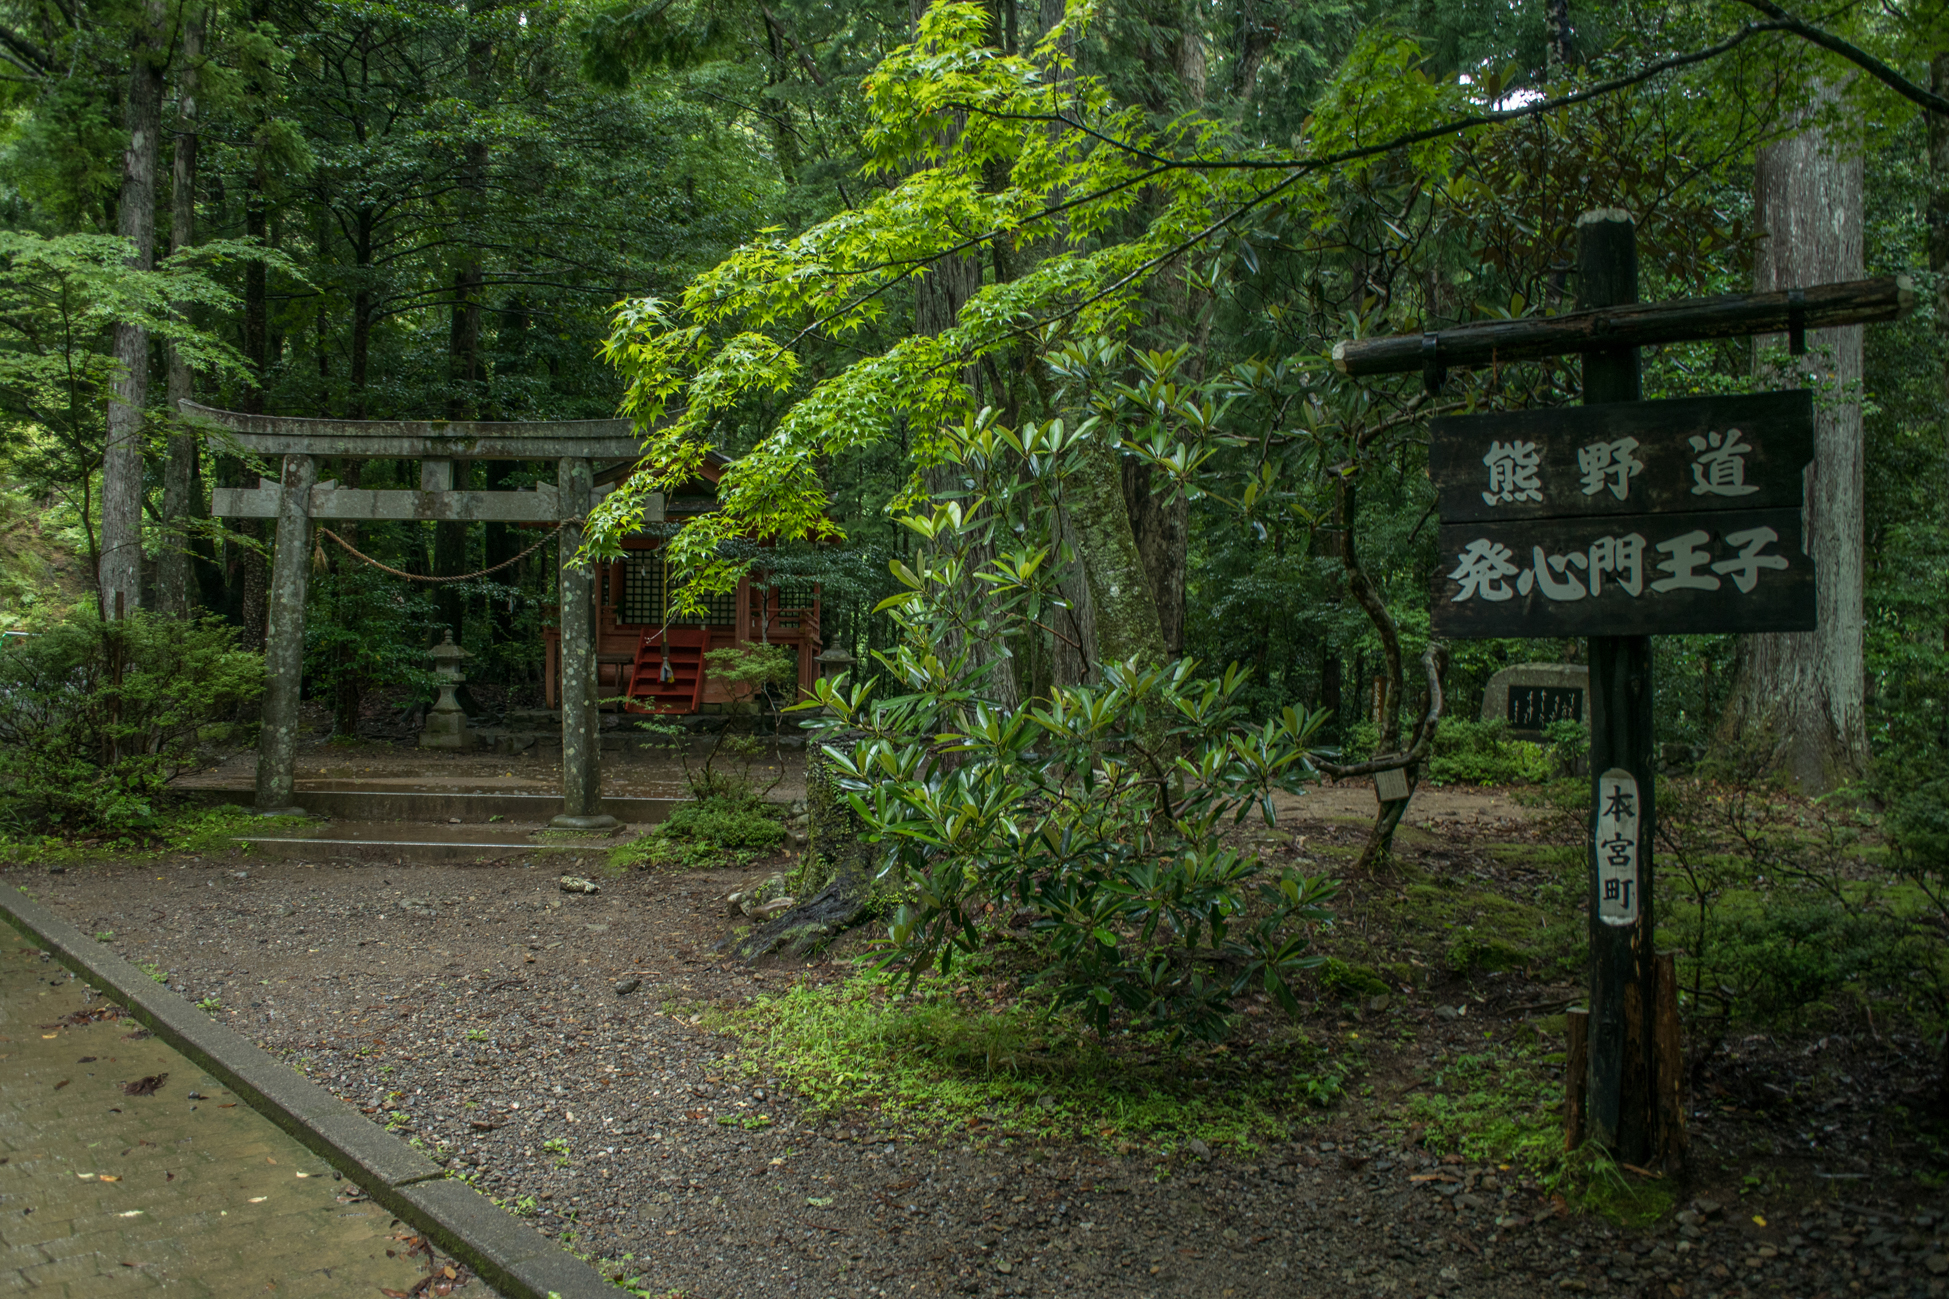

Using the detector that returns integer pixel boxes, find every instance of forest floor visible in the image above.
[5,757,1948,1299]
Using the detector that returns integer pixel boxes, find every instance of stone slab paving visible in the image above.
[0,924,496,1297]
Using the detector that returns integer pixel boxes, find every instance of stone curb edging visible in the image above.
[1,887,624,1299]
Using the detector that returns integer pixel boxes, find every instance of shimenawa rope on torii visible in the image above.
[312,521,565,583]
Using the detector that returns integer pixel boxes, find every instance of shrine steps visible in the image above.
[183,787,682,824]
[232,822,624,865]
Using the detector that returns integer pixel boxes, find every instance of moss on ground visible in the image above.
[0,802,305,866]
[712,968,1346,1154]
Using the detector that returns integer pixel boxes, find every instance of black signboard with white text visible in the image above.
[1428,390,1815,638]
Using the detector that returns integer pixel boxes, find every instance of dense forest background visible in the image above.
[0,0,1943,808]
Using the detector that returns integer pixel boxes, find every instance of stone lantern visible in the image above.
[419,629,473,749]
[808,644,857,722]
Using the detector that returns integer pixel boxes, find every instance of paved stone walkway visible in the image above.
[0,922,496,1296]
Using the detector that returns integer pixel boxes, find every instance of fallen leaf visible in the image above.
[118,1210,142,1218]
[99,1175,120,1183]
[122,1074,167,1097]
[248,1196,267,1203]
[219,1102,237,1108]
[41,1034,57,1040]
[54,1079,70,1091]
[78,1056,96,1063]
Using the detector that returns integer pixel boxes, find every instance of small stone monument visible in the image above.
[1480,663,1589,738]
[419,629,473,749]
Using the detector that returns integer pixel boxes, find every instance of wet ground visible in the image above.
[0,924,489,1297]
[10,772,1949,1299]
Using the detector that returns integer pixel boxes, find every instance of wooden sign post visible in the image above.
[1336,211,1913,1172]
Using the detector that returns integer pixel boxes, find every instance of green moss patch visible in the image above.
[714,970,1346,1153]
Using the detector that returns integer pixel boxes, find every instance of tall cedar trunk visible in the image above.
[158,11,204,617]
[237,165,271,650]
[1067,441,1168,670]
[1930,52,1949,1107]
[1121,0,1205,659]
[436,262,482,643]
[349,208,374,417]
[330,209,374,731]
[1034,0,1100,689]
[100,0,168,618]
[1716,87,1867,793]
[909,0,1021,712]
[435,11,492,648]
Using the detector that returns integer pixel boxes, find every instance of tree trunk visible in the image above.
[1121,460,1187,656]
[1065,439,1168,670]
[1716,86,1867,793]
[158,12,204,618]
[1929,50,1949,1111]
[1544,0,1571,76]
[436,263,483,644]
[1122,0,1207,659]
[100,0,169,619]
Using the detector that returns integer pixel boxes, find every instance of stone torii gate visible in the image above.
[193,402,656,830]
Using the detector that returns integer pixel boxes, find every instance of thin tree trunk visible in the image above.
[349,208,374,417]
[100,0,168,618]
[158,11,204,618]
[237,166,271,648]
[1716,85,1867,793]
[1544,0,1571,76]
[1928,50,1949,1110]
[1121,460,1188,656]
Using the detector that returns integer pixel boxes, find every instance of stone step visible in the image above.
[235,822,626,865]
[184,786,685,824]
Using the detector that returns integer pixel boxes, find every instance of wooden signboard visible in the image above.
[1428,390,1815,638]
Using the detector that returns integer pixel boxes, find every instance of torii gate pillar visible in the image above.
[552,457,617,830]
[255,453,317,814]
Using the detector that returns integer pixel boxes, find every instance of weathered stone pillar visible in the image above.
[254,452,317,813]
[553,456,616,829]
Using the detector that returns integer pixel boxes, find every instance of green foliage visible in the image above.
[656,796,786,852]
[1659,781,1945,1038]
[1399,1043,1565,1172]
[702,643,796,705]
[721,968,1344,1151]
[1316,957,1390,999]
[824,652,1340,1044]
[1424,718,1555,787]
[0,610,262,832]
[301,565,442,727]
[610,794,785,871]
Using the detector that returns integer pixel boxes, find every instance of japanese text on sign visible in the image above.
[1448,525,1790,605]
[1595,769,1640,927]
[1479,427,1757,510]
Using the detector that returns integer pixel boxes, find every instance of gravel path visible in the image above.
[10,833,1947,1298]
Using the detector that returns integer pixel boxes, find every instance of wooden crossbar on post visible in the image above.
[1332,275,1913,377]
